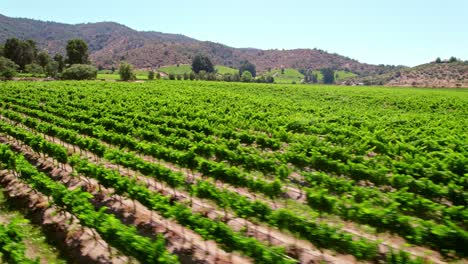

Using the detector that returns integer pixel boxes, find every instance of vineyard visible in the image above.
[0,80,466,264]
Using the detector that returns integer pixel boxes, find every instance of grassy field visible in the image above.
[0,80,466,263]
[157,64,238,75]
[262,68,358,83]
[0,189,67,264]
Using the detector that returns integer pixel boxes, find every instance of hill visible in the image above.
[352,62,468,87]
[0,14,395,76]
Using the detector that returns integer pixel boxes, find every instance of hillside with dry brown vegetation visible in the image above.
[0,14,396,76]
[352,62,468,87]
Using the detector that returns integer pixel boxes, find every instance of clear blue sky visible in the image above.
[1,0,467,66]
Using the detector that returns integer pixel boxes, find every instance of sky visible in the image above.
[1,0,467,66]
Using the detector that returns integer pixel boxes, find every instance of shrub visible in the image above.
[156,72,161,79]
[189,72,196,80]
[45,61,59,78]
[176,74,182,80]
[148,70,155,80]
[239,60,257,77]
[61,64,97,80]
[0,56,18,79]
[24,63,44,76]
[168,73,175,80]
[321,68,335,84]
[241,71,252,82]
[191,54,214,73]
[449,56,458,63]
[118,62,135,81]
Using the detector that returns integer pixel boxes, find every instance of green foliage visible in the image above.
[53,54,65,72]
[435,57,442,63]
[148,70,155,80]
[3,38,37,70]
[191,54,214,73]
[61,64,97,80]
[449,56,458,63]
[238,60,256,77]
[321,68,335,84]
[241,71,252,82]
[0,56,18,79]
[118,62,135,81]
[24,63,44,76]
[36,51,50,69]
[1,81,468,262]
[65,39,89,65]
[45,61,59,78]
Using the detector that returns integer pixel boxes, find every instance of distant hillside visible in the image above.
[0,14,395,76]
[352,62,468,88]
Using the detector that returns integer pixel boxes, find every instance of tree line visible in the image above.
[1,37,337,84]
[0,38,96,80]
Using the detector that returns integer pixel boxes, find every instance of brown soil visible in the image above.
[0,170,131,264]
[0,114,448,263]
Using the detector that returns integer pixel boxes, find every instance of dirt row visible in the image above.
[0,135,251,264]
[0,170,132,264]
[0,115,446,263]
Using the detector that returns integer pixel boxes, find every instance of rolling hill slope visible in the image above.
[0,14,395,76]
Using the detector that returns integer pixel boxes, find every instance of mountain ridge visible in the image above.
[0,13,399,75]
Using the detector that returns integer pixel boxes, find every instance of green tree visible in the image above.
[66,39,89,65]
[238,60,256,77]
[45,61,59,78]
[448,56,458,63]
[0,56,18,79]
[118,62,135,81]
[168,73,176,80]
[148,70,155,80]
[156,72,161,79]
[435,57,442,63]
[241,71,252,82]
[3,38,37,70]
[53,54,65,72]
[61,64,97,80]
[24,63,44,76]
[189,71,196,80]
[321,68,335,84]
[37,51,51,69]
[191,54,214,73]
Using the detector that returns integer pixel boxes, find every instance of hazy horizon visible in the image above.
[1,0,467,67]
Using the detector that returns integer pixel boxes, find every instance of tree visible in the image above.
[53,54,65,72]
[435,57,442,63]
[0,56,18,79]
[118,62,135,81]
[37,51,51,69]
[241,71,252,82]
[3,38,37,70]
[25,63,44,76]
[238,60,256,77]
[0,45,3,57]
[156,72,161,79]
[281,67,285,74]
[61,64,97,80]
[448,56,458,63]
[45,61,59,78]
[66,39,89,65]
[148,70,155,80]
[321,68,335,84]
[191,54,214,73]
